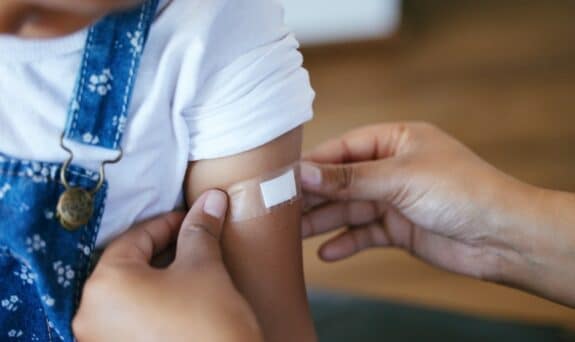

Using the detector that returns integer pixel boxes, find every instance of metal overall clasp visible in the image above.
[56,134,122,231]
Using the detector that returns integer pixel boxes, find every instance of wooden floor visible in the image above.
[301,0,575,330]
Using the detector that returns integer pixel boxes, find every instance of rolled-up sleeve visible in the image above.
[180,0,315,161]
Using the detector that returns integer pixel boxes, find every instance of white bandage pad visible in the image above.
[226,164,301,222]
[259,169,298,209]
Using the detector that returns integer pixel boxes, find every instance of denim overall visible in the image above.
[0,1,158,340]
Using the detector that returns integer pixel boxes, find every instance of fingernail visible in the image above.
[320,245,339,260]
[301,163,322,186]
[203,190,228,219]
[320,245,341,261]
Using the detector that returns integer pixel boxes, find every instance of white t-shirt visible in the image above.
[0,0,314,246]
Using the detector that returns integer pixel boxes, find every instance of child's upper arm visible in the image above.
[175,1,316,340]
[184,127,316,342]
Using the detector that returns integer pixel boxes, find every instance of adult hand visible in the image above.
[302,123,537,281]
[73,190,263,342]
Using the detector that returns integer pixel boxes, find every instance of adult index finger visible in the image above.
[100,212,186,265]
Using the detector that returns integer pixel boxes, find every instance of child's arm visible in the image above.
[184,127,316,342]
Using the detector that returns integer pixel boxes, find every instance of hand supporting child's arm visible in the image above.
[75,191,263,342]
[185,127,317,342]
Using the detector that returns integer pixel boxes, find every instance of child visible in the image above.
[0,0,316,341]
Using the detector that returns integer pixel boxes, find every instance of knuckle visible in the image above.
[82,276,107,302]
[182,222,217,240]
[82,268,123,302]
[81,276,99,297]
[394,122,435,152]
[71,315,85,338]
[333,165,354,197]
[392,122,416,148]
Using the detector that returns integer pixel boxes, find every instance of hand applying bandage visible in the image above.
[73,190,263,342]
[301,122,575,307]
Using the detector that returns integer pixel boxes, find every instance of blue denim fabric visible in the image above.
[0,155,107,341]
[65,0,159,151]
[0,1,158,340]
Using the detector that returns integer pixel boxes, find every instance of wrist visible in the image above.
[478,175,542,283]
[484,178,575,305]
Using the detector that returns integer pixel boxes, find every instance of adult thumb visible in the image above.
[300,160,402,202]
[173,189,228,268]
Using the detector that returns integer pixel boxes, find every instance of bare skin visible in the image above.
[301,122,575,307]
[186,127,317,342]
[74,190,263,342]
[74,129,320,342]
[2,2,316,339]
[75,121,575,341]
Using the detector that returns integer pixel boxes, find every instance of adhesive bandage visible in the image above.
[226,163,301,222]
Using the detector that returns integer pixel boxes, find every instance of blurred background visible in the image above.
[283,0,575,336]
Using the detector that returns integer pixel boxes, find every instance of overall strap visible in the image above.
[64,0,160,151]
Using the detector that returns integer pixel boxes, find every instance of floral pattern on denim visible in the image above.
[0,1,158,340]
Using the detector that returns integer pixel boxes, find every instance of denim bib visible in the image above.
[0,1,158,340]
